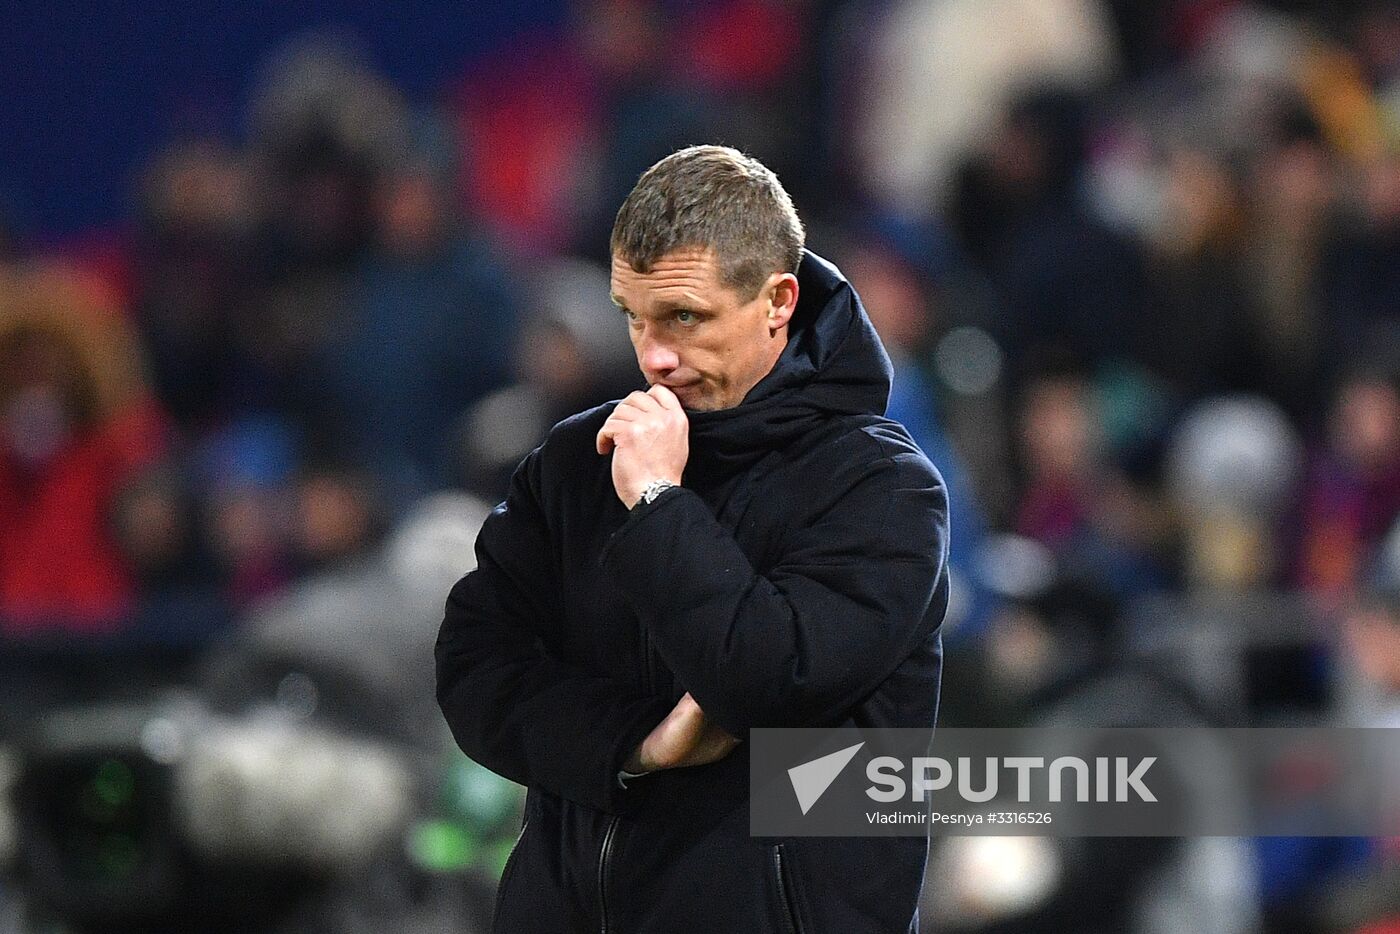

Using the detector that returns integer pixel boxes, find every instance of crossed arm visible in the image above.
[433,407,736,815]
[436,388,946,811]
[596,386,740,773]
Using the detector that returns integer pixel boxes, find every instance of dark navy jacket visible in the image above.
[436,251,949,933]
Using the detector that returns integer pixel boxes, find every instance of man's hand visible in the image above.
[624,692,741,773]
[596,385,689,508]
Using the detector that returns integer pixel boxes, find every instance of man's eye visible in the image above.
[676,310,697,325]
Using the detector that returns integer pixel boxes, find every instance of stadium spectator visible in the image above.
[1293,372,1400,605]
[0,264,167,632]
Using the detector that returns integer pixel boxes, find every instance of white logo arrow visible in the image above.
[788,742,865,815]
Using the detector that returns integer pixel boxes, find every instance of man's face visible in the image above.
[610,247,791,412]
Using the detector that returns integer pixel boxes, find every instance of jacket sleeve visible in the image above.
[599,443,948,734]
[435,446,674,813]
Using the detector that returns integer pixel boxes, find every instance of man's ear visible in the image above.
[766,272,799,333]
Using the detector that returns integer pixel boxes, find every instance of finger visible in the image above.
[597,402,644,450]
[599,416,640,452]
[620,390,663,414]
[606,405,641,422]
[647,384,683,411]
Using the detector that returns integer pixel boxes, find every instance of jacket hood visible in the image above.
[685,250,892,477]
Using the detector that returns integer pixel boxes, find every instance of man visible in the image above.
[436,145,949,933]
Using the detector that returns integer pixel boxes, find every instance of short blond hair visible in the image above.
[610,145,804,297]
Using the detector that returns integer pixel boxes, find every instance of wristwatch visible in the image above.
[637,479,678,507]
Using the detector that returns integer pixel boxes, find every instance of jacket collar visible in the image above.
[683,250,892,482]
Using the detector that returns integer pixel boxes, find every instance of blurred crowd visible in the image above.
[1,0,1399,931]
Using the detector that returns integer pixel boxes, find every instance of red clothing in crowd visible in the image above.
[0,401,164,633]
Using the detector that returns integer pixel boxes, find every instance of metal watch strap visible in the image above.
[639,479,677,506]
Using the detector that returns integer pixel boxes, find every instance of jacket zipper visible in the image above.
[773,843,803,934]
[598,815,620,934]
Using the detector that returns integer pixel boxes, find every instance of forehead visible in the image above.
[610,247,733,307]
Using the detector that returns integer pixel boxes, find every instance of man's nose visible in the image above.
[636,327,680,377]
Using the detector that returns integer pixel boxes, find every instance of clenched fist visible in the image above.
[595,385,689,508]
